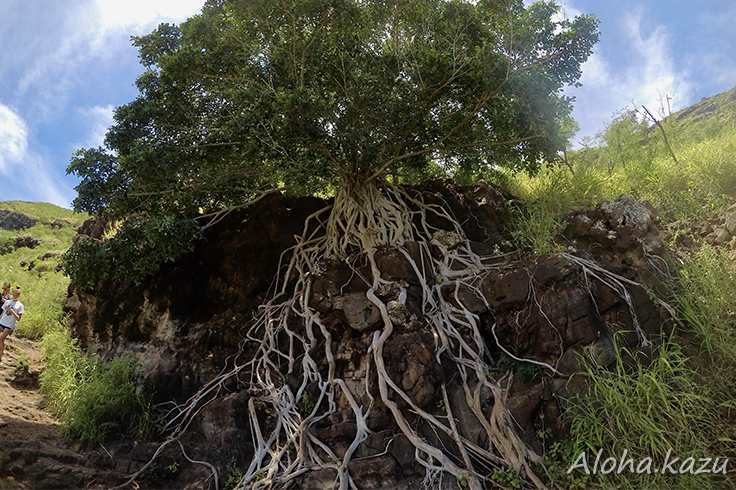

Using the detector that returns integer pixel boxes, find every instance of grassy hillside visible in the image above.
[495,86,736,256]
[491,88,736,489]
[0,201,88,339]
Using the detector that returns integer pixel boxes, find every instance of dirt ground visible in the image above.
[0,335,58,440]
[0,336,118,490]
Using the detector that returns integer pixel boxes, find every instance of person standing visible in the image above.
[0,282,9,308]
[0,286,23,366]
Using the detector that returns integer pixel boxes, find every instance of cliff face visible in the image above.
[62,182,670,489]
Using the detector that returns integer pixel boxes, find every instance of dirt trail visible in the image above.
[0,336,120,490]
[0,335,59,445]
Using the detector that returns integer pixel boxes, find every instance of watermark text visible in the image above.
[568,449,729,476]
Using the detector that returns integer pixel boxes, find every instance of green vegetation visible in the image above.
[0,201,87,339]
[518,89,736,489]
[0,202,160,448]
[561,339,721,489]
[63,214,201,289]
[224,459,244,490]
[38,327,159,446]
[497,87,736,255]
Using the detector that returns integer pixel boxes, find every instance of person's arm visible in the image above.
[4,304,20,322]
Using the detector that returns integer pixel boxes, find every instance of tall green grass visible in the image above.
[563,340,722,488]
[502,162,607,254]
[499,121,736,254]
[674,245,736,359]
[39,327,159,446]
[0,202,87,338]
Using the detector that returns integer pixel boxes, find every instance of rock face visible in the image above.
[0,210,37,231]
[667,201,736,253]
[54,184,671,490]
[561,194,667,283]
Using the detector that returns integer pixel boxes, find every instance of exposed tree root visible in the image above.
[123,179,550,490]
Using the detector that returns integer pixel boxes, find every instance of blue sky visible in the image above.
[1,1,735,208]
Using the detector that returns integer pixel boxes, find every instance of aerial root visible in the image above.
[133,180,547,490]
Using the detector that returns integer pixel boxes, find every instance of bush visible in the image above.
[0,237,15,255]
[61,237,109,290]
[63,214,201,289]
[39,327,159,446]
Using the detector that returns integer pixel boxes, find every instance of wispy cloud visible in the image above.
[13,1,204,123]
[13,153,74,207]
[1,1,204,205]
[0,103,72,206]
[94,0,204,31]
[621,12,692,113]
[76,105,115,150]
[567,6,693,143]
[0,104,28,173]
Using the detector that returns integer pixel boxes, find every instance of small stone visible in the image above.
[714,227,732,246]
[432,230,463,249]
[387,301,409,326]
[333,293,382,332]
[725,211,736,235]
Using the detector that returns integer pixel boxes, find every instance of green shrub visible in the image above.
[61,237,109,290]
[0,237,15,255]
[39,327,159,446]
[63,214,201,288]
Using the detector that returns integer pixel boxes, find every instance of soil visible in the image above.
[0,335,55,439]
[0,337,124,490]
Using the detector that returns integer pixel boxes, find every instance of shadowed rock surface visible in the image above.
[0,211,37,231]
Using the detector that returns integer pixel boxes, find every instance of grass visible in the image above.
[503,162,607,254]
[0,201,87,339]
[554,336,731,490]
[39,327,159,446]
[495,107,736,254]
[674,244,736,359]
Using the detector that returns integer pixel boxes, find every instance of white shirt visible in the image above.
[0,299,23,331]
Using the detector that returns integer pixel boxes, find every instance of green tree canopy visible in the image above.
[68,0,598,220]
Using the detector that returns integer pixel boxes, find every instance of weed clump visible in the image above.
[39,327,159,446]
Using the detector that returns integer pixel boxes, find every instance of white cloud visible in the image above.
[14,153,73,207]
[0,103,71,206]
[554,1,583,21]
[77,105,115,149]
[14,1,204,122]
[621,12,692,113]
[95,0,204,31]
[0,104,28,173]
[567,8,693,144]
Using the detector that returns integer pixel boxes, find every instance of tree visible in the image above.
[69,0,597,225]
[599,108,650,174]
[67,1,598,488]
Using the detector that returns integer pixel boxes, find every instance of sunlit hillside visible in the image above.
[0,201,88,339]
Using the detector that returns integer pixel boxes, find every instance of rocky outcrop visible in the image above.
[0,210,36,231]
[14,236,41,250]
[561,194,667,282]
[53,185,671,489]
[667,201,736,252]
